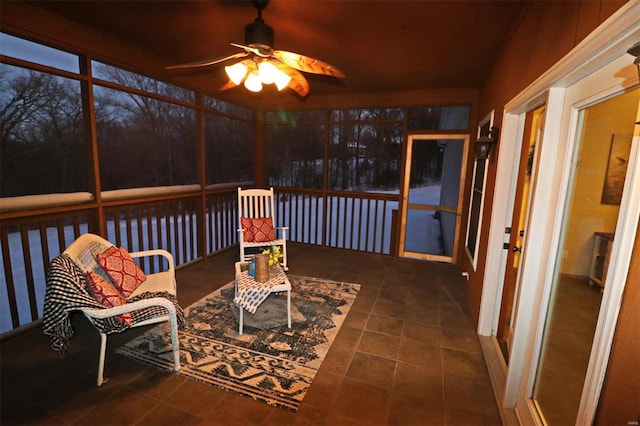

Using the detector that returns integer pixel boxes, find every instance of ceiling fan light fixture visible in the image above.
[225,62,248,85]
[258,60,278,84]
[244,70,263,92]
[273,69,292,91]
[166,0,344,98]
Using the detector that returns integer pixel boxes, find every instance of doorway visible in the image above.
[532,87,639,425]
[496,105,546,363]
[399,134,468,262]
[509,50,640,424]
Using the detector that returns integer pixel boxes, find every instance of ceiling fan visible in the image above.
[165,0,345,97]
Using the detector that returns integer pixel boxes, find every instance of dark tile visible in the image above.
[445,406,503,425]
[403,305,440,326]
[351,295,377,314]
[372,300,406,319]
[397,338,442,370]
[346,352,396,389]
[392,361,444,402]
[440,327,482,354]
[136,402,202,426]
[441,348,488,380]
[387,393,445,426]
[74,386,160,425]
[343,309,369,330]
[332,326,363,351]
[365,314,404,336]
[128,367,187,400]
[331,378,390,425]
[440,306,475,330]
[204,393,275,425]
[378,286,409,305]
[165,378,228,417]
[319,345,355,376]
[357,331,400,360]
[443,374,500,417]
[402,321,440,346]
[303,372,344,410]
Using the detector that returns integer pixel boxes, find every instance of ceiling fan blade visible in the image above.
[273,62,309,97]
[165,52,248,70]
[219,80,238,91]
[231,42,272,57]
[272,50,345,79]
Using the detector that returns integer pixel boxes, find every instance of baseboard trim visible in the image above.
[479,335,520,425]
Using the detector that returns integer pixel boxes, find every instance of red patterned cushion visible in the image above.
[241,216,254,242]
[251,217,276,243]
[96,246,146,297]
[85,271,132,326]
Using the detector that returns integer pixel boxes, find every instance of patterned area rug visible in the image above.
[117,275,360,411]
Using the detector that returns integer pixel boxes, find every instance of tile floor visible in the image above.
[1,243,502,425]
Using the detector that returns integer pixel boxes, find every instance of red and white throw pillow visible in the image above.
[85,271,132,326]
[251,217,276,243]
[96,246,146,298]
[240,217,255,242]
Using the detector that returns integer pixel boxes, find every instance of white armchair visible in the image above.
[46,233,182,386]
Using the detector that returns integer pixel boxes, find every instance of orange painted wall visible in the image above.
[458,0,628,321]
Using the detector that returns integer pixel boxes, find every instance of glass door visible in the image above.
[399,134,468,262]
[531,87,639,425]
[497,105,546,363]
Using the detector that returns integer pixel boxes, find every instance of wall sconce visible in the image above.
[628,41,640,81]
[475,126,500,160]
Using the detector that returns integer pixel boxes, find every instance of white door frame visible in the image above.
[477,0,640,416]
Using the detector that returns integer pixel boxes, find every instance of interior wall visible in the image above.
[561,89,638,276]
[457,0,627,321]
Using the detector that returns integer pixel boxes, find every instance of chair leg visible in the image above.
[97,332,108,386]
[282,243,288,271]
[168,312,181,372]
[239,307,244,335]
[287,288,291,329]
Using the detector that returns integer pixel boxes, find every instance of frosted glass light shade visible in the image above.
[243,71,263,92]
[225,62,248,85]
[273,70,292,91]
[258,61,278,84]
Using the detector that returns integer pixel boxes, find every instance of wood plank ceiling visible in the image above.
[26,0,531,105]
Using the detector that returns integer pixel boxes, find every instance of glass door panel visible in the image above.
[497,105,546,363]
[532,88,639,425]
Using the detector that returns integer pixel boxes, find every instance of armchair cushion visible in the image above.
[96,246,146,297]
[251,217,276,242]
[241,217,276,243]
[85,271,132,326]
[240,216,255,242]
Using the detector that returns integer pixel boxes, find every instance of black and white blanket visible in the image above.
[43,253,184,357]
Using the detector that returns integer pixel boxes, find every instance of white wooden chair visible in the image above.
[237,187,288,270]
[63,233,181,386]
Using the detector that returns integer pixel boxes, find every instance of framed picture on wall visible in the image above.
[601,133,632,205]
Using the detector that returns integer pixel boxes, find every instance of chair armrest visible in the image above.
[275,226,288,239]
[82,297,176,319]
[130,249,175,277]
[129,249,174,266]
[235,261,250,276]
